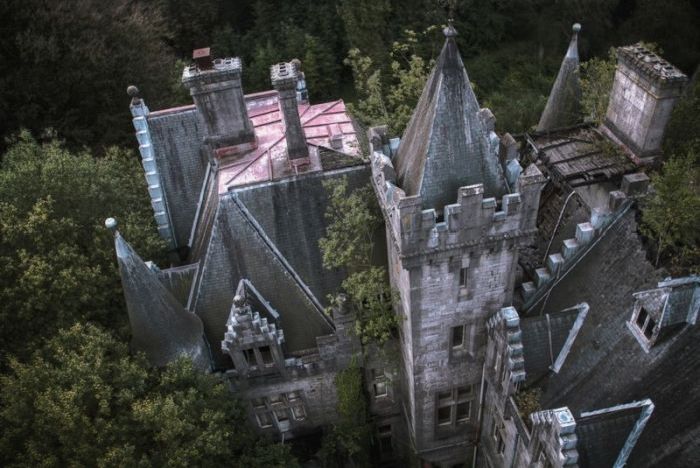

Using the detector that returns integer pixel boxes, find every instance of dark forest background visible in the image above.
[0,1,698,466]
[0,0,698,153]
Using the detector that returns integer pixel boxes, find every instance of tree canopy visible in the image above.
[0,133,163,365]
[0,323,297,467]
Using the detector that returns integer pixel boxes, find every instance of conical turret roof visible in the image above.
[393,21,506,211]
[113,225,209,370]
[537,24,583,132]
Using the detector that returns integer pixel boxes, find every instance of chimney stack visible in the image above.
[182,48,255,149]
[271,62,309,163]
[604,44,687,158]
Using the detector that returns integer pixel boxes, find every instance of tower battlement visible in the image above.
[371,149,544,259]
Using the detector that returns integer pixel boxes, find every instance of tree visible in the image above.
[319,360,371,467]
[344,27,436,136]
[640,149,700,271]
[319,178,399,346]
[664,69,700,156]
[0,0,178,152]
[0,323,297,467]
[0,133,164,365]
[580,48,616,125]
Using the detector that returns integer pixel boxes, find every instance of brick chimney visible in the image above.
[270,62,309,163]
[604,44,687,158]
[182,48,255,149]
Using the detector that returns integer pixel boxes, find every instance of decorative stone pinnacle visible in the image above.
[572,23,581,34]
[233,294,245,308]
[105,217,118,234]
[127,85,139,98]
[444,19,458,38]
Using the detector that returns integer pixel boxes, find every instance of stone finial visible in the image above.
[233,294,245,308]
[127,85,141,106]
[105,217,118,234]
[444,18,458,38]
[291,58,302,71]
[572,23,581,34]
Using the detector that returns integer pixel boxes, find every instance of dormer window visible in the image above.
[635,307,656,340]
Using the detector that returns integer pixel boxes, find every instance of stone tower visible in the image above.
[370,22,545,466]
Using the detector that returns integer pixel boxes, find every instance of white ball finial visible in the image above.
[105,217,118,233]
[573,23,581,33]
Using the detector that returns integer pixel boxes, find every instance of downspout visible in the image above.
[472,359,488,468]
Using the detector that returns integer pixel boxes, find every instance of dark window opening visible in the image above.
[456,402,471,423]
[452,325,465,348]
[243,348,256,366]
[259,345,274,366]
[636,307,648,329]
[644,316,656,340]
[459,267,469,288]
[378,424,393,455]
[437,406,451,425]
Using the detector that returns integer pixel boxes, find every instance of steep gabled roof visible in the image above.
[393,22,505,211]
[189,193,334,368]
[537,24,583,132]
[113,228,209,370]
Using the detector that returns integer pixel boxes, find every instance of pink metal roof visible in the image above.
[216,93,361,193]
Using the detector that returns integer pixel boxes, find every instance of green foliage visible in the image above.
[0,0,178,151]
[342,267,399,346]
[580,48,617,125]
[320,178,399,346]
[0,323,297,467]
[640,149,700,272]
[0,133,164,364]
[664,71,700,156]
[514,387,542,428]
[319,360,371,467]
[338,0,391,66]
[344,27,436,136]
[319,178,381,272]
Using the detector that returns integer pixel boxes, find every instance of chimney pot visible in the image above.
[193,47,214,70]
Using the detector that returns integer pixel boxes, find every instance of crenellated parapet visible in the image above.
[529,407,579,467]
[370,146,545,260]
[486,307,526,402]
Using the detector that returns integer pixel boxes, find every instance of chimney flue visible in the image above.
[271,62,309,163]
[193,47,213,70]
[182,48,256,149]
[604,43,687,158]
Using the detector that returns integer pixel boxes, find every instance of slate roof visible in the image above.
[575,400,653,468]
[537,24,582,132]
[114,231,209,370]
[393,23,506,211]
[234,165,372,303]
[520,303,588,383]
[532,208,700,467]
[188,192,334,369]
[147,107,208,247]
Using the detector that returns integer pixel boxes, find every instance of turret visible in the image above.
[107,217,209,370]
[537,23,583,132]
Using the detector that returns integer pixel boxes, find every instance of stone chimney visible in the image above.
[182,47,255,149]
[271,62,309,163]
[604,43,687,158]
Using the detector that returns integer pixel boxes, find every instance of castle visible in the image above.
[112,22,699,467]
